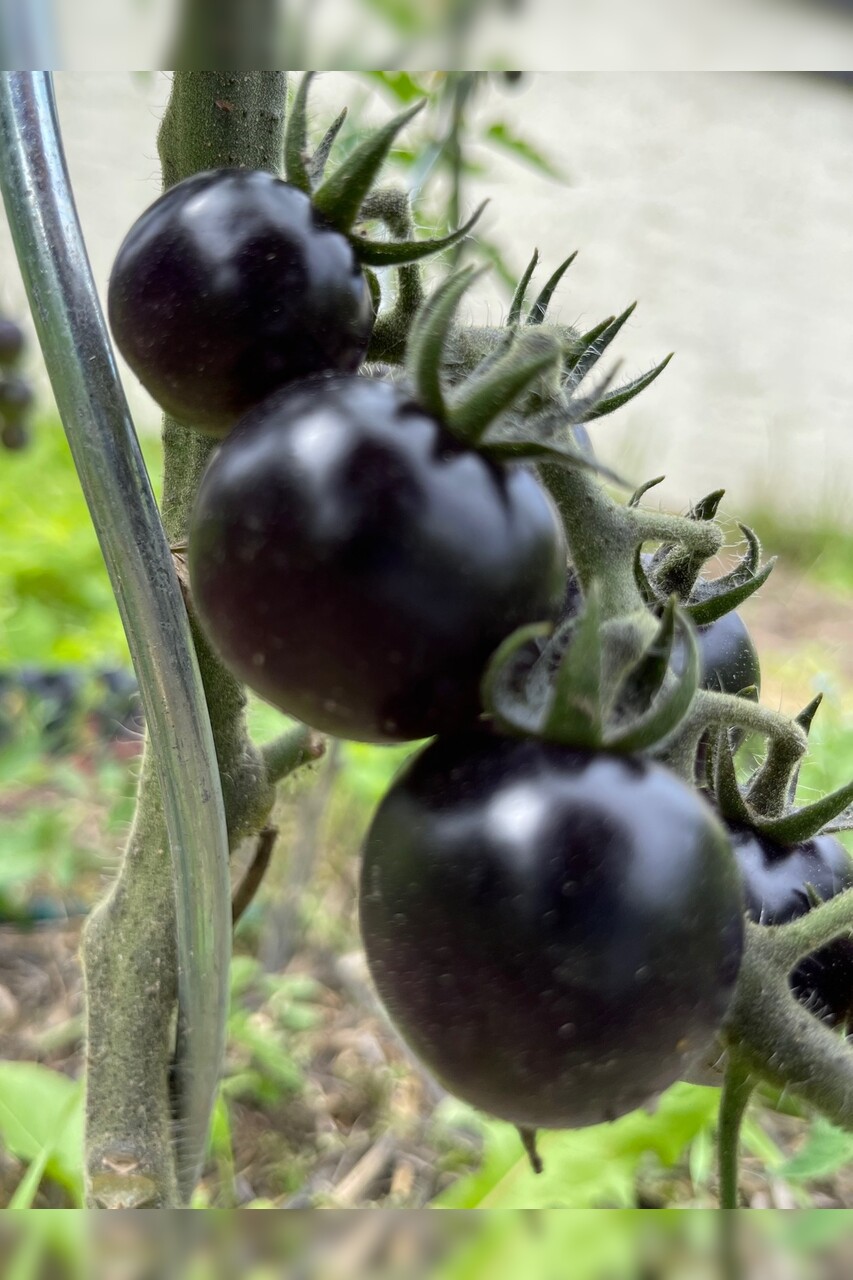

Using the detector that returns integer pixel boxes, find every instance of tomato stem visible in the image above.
[717,1057,753,1209]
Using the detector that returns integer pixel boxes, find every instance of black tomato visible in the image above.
[0,318,24,365]
[108,169,373,435]
[188,377,568,743]
[672,610,761,700]
[359,731,745,1128]
[731,825,853,1027]
[0,375,34,420]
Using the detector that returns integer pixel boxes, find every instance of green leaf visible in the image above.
[364,71,429,104]
[0,1062,84,1200]
[484,121,566,180]
[436,1082,720,1209]
[779,1117,853,1183]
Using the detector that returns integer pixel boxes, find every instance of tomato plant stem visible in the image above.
[717,1057,753,1209]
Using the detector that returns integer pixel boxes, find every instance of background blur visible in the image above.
[3,71,853,522]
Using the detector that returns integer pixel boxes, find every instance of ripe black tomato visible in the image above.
[0,318,24,365]
[672,610,760,700]
[108,169,372,435]
[359,731,745,1128]
[731,825,853,1027]
[188,377,568,743]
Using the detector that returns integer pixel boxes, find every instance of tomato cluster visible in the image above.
[110,85,853,1156]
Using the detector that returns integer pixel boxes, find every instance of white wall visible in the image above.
[2,72,853,524]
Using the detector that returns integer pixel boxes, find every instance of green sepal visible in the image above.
[565,302,637,392]
[713,727,753,827]
[605,607,699,752]
[796,693,824,738]
[480,621,554,736]
[686,557,776,626]
[693,524,761,598]
[527,252,578,326]
[306,108,348,188]
[633,543,661,608]
[480,436,622,484]
[405,266,483,419]
[787,693,824,806]
[629,475,665,508]
[507,249,539,328]
[284,72,315,193]
[652,489,728,600]
[542,582,604,747]
[352,201,487,267]
[614,597,678,720]
[690,488,726,522]
[364,268,382,317]
[581,354,673,421]
[447,330,562,444]
[313,99,425,232]
[563,316,614,374]
[756,777,853,846]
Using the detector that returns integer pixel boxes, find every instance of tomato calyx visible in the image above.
[632,483,776,627]
[482,582,700,753]
[400,267,627,482]
[708,695,853,846]
[285,74,485,269]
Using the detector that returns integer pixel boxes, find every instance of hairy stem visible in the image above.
[82,70,296,1209]
[723,926,853,1131]
[717,1058,753,1210]
[659,689,806,783]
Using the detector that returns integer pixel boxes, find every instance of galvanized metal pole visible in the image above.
[0,71,231,1199]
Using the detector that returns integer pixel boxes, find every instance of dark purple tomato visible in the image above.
[188,376,568,743]
[1,421,29,451]
[0,319,24,365]
[731,825,853,1027]
[672,610,761,700]
[0,375,34,419]
[108,169,373,435]
[360,731,744,1128]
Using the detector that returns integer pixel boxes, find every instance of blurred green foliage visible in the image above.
[0,418,160,667]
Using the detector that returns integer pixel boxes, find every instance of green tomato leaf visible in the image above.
[0,1062,84,1200]
[484,121,566,181]
[779,1117,853,1183]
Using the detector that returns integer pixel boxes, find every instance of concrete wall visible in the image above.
[2,72,852,523]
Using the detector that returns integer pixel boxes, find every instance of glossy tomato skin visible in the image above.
[360,732,744,1128]
[108,170,372,435]
[731,825,853,1026]
[188,377,568,743]
[679,611,761,700]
